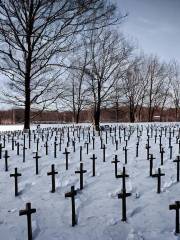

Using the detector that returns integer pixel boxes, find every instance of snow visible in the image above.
[0,123,180,239]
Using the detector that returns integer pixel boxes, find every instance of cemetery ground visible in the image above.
[0,123,180,239]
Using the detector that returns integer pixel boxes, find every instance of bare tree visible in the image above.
[111,77,124,122]
[121,56,148,122]
[83,29,132,130]
[62,49,90,123]
[169,61,180,121]
[0,0,118,130]
[142,56,167,121]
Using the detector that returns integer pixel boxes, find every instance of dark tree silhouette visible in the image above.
[0,0,117,130]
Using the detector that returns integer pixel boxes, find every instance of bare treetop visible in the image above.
[0,0,119,129]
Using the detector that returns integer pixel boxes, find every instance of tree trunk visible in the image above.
[24,4,33,131]
[115,101,119,122]
[76,110,80,124]
[129,110,135,123]
[24,74,31,131]
[24,48,32,130]
[175,107,180,122]
[129,103,135,123]
[94,106,101,131]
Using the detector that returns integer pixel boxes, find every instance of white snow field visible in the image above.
[0,123,180,240]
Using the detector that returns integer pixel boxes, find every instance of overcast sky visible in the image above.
[116,0,180,61]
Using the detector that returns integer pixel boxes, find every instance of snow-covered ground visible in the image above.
[0,123,180,240]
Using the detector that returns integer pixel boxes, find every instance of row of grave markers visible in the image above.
[1,124,180,239]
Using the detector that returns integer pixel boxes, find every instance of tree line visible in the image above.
[0,0,179,130]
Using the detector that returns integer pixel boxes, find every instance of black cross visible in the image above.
[3,135,6,148]
[160,147,165,165]
[10,168,22,196]
[111,155,120,178]
[0,143,4,159]
[123,128,126,141]
[118,188,131,221]
[178,140,180,154]
[169,145,173,159]
[115,140,118,151]
[80,146,82,162]
[173,156,180,182]
[11,136,15,151]
[154,134,157,143]
[102,144,106,162]
[63,148,70,170]
[149,154,155,177]
[159,135,162,148]
[34,133,36,143]
[36,138,39,152]
[111,136,114,145]
[72,140,76,152]
[33,152,41,175]
[117,166,129,189]
[169,201,180,234]
[159,143,162,153]
[169,135,172,148]
[92,137,95,150]
[88,132,91,143]
[152,168,165,193]
[59,137,62,151]
[145,143,151,160]
[23,145,27,163]
[54,141,58,158]
[19,202,36,240]
[123,146,128,164]
[75,162,87,190]
[85,142,89,155]
[47,164,58,193]
[100,137,103,149]
[90,154,97,177]
[45,141,48,155]
[65,186,77,226]
[23,134,26,149]
[4,150,9,172]
[16,142,20,155]
[136,142,139,157]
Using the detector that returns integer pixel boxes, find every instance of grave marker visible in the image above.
[33,152,41,175]
[173,156,180,182]
[4,150,9,172]
[65,186,77,226]
[63,148,70,170]
[111,155,120,178]
[152,168,165,193]
[169,201,180,234]
[75,162,87,190]
[10,168,21,196]
[47,164,58,193]
[90,154,97,177]
[118,188,131,221]
[19,202,36,240]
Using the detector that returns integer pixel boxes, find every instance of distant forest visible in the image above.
[0,107,178,125]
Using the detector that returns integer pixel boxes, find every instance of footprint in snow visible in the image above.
[129,206,142,217]
[108,189,121,198]
[8,208,17,213]
[162,178,177,192]
[107,217,120,226]
[19,182,34,194]
[62,177,78,188]
[32,220,41,239]
[127,230,144,240]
